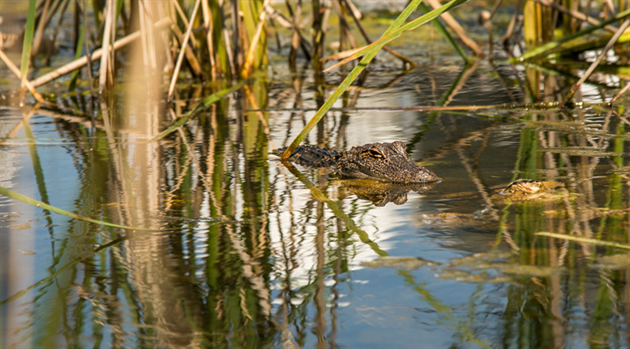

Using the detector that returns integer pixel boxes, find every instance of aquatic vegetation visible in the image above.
[2,0,630,348]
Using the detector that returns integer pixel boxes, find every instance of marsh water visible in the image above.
[2,50,630,348]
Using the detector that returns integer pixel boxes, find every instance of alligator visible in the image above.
[274,141,439,183]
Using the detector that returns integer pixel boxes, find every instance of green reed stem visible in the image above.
[20,0,38,96]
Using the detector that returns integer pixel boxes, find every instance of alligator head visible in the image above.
[334,141,439,183]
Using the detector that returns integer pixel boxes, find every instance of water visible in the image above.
[2,58,630,348]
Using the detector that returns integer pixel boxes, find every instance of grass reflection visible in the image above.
[2,54,630,347]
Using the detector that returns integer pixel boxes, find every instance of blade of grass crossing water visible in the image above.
[283,0,469,158]
[19,0,38,100]
[0,186,157,231]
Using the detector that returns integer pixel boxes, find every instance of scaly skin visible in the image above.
[275,141,439,183]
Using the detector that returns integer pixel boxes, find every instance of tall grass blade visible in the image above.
[0,185,157,231]
[324,0,469,73]
[19,0,38,101]
[283,0,469,158]
[152,80,247,142]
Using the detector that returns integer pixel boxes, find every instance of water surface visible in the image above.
[2,59,630,348]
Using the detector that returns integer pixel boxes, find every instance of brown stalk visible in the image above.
[533,0,619,33]
[345,0,362,20]
[167,0,201,101]
[560,17,630,107]
[156,4,174,73]
[201,0,217,80]
[98,0,115,93]
[332,0,358,50]
[29,17,172,88]
[264,5,292,28]
[32,0,52,58]
[138,0,150,67]
[321,46,362,63]
[342,0,416,68]
[169,24,203,76]
[46,0,71,65]
[139,0,158,69]
[488,0,503,19]
[242,0,271,78]
[168,0,199,50]
[609,82,630,104]
[424,0,484,57]
[501,0,523,42]
[0,49,45,103]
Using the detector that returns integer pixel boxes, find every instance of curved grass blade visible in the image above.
[283,0,469,158]
[323,0,470,73]
[0,185,158,231]
[151,80,247,142]
[536,232,630,250]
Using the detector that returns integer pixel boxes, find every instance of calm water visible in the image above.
[2,57,630,348]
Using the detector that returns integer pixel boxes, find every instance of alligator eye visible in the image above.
[368,149,383,158]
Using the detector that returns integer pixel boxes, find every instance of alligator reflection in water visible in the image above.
[338,179,437,206]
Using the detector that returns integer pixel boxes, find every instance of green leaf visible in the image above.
[0,185,159,231]
[20,0,38,85]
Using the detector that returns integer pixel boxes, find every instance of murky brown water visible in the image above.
[2,49,630,347]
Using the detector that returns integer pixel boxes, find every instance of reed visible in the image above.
[2,0,629,110]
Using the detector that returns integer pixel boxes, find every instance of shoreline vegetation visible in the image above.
[0,0,628,146]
